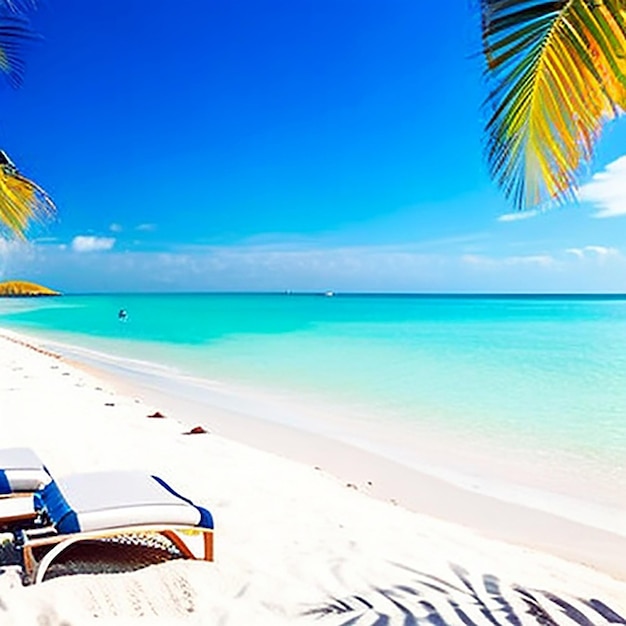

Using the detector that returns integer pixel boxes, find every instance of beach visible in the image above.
[0,328,625,625]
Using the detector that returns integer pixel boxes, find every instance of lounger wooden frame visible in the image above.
[19,523,214,584]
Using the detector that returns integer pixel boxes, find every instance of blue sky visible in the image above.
[1,0,626,293]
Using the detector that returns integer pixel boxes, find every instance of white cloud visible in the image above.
[505,254,555,267]
[566,245,619,259]
[71,236,116,253]
[461,253,555,268]
[5,239,626,294]
[33,236,60,244]
[497,209,539,222]
[461,254,489,266]
[0,239,26,256]
[109,223,123,233]
[579,156,626,218]
[566,248,584,259]
[0,240,37,281]
[585,245,618,256]
[136,223,156,232]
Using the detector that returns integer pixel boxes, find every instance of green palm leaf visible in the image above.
[481,0,626,209]
[0,7,34,87]
[0,151,55,239]
[0,2,54,238]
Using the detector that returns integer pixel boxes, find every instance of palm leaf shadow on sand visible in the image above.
[304,563,626,625]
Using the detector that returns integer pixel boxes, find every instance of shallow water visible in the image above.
[1,293,625,496]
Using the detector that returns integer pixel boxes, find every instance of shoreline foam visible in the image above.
[26,331,625,533]
[1,328,625,624]
[5,326,626,578]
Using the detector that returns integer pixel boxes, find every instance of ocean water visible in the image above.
[0,293,625,513]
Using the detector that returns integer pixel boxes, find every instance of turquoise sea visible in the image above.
[0,293,625,518]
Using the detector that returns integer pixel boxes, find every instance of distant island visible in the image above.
[0,280,61,297]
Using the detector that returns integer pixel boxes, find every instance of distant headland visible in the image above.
[0,280,61,297]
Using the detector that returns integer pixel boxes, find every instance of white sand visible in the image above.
[0,329,625,625]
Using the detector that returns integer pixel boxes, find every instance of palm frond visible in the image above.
[0,152,55,239]
[0,1,37,13]
[0,2,51,240]
[481,0,626,210]
[0,13,35,87]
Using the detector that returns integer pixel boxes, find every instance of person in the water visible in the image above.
[118,309,128,321]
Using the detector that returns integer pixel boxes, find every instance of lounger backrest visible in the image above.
[0,448,51,495]
[40,471,214,534]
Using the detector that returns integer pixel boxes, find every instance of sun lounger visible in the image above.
[0,449,214,584]
[0,447,52,531]
[0,447,51,495]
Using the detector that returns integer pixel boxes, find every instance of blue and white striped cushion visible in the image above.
[0,448,52,495]
[40,471,213,534]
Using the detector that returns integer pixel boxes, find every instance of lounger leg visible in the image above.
[203,531,213,561]
[20,543,36,584]
[14,531,36,585]
[160,529,213,561]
